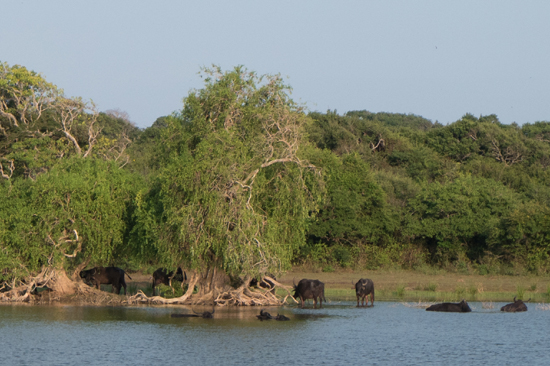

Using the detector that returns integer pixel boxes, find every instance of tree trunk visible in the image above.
[0,267,89,302]
[128,268,293,306]
[46,269,78,295]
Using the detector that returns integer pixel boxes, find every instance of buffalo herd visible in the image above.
[425,297,530,313]
[77,268,531,316]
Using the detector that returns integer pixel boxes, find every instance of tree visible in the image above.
[133,66,323,305]
[1,62,132,181]
[0,62,142,300]
[406,175,520,263]
[307,151,393,246]
[0,158,141,300]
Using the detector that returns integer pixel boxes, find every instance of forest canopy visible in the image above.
[2,61,550,300]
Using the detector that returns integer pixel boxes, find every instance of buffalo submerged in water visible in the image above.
[426,299,472,313]
[500,297,529,312]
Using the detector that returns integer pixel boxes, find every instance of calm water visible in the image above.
[0,301,548,366]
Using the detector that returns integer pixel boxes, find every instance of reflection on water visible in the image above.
[0,302,548,366]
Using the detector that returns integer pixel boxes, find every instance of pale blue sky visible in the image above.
[2,1,549,128]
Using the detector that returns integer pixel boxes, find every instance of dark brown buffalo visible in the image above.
[152,267,186,295]
[256,309,273,321]
[80,267,132,295]
[354,278,375,307]
[426,299,471,312]
[293,278,326,309]
[171,306,215,318]
[501,297,529,312]
[275,313,290,321]
[250,276,276,293]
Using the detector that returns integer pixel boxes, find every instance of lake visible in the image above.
[0,301,548,365]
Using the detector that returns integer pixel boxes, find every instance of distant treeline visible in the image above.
[301,110,550,274]
[1,62,550,290]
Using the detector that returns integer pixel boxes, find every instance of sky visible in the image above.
[2,1,550,129]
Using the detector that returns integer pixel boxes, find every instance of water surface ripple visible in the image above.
[0,302,548,365]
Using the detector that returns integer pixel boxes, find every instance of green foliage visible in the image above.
[307,151,394,246]
[125,116,170,180]
[406,175,521,263]
[133,66,323,278]
[490,202,550,270]
[5,61,550,284]
[516,285,525,300]
[395,284,405,298]
[332,246,352,268]
[424,283,437,292]
[454,286,466,298]
[1,62,134,183]
[0,158,141,282]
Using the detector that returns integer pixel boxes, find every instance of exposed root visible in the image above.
[127,274,299,307]
[0,267,88,302]
[214,276,298,306]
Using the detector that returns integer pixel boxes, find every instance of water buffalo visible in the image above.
[293,278,326,309]
[501,297,529,312]
[354,278,375,307]
[152,267,186,296]
[171,305,215,318]
[275,313,290,321]
[80,267,132,295]
[256,309,273,321]
[250,276,276,293]
[171,310,214,318]
[426,299,471,312]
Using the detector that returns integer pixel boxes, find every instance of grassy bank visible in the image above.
[111,268,550,304]
[278,268,550,303]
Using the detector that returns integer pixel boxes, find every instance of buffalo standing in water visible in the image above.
[354,278,375,307]
[293,279,326,309]
[426,299,471,313]
[501,297,529,312]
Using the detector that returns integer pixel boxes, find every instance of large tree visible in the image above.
[134,66,323,305]
[0,62,140,300]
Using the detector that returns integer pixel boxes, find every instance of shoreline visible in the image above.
[6,268,550,305]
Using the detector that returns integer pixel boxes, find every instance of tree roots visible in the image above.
[128,275,298,307]
[0,267,93,302]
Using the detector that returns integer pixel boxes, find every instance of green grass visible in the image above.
[516,285,526,300]
[424,283,437,292]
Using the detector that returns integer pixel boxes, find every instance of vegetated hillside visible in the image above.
[2,61,550,303]
[302,110,550,274]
